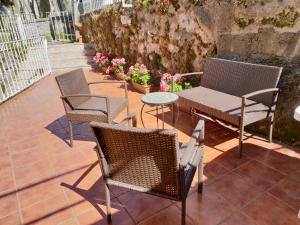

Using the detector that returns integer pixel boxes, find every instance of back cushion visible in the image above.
[56,69,91,108]
[201,58,282,106]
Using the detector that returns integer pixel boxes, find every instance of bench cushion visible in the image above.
[178,86,270,126]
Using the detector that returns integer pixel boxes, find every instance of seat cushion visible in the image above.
[178,86,270,126]
[66,97,128,122]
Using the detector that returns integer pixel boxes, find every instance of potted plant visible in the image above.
[127,63,152,93]
[111,57,127,80]
[160,73,192,92]
[92,52,111,74]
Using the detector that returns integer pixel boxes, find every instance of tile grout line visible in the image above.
[219,171,294,224]
[53,121,85,225]
[8,149,24,224]
[60,181,81,225]
[267,192,299,212]
[114,194,138,224]
[135,200,177,224]
[251,157,290,176]
[199,155,288,225]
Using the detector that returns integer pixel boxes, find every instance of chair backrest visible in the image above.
[202,58,282,106]
[55,68,91,110]
[90,122,182,199]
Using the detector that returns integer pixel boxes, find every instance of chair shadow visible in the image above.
[61,162,107,216]
[45,115,96,146]
[60,162,125,225]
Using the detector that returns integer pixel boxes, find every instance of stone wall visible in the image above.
[81,0,300,147]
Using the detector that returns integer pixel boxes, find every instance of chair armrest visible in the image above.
[175,72,203,79]
[88,80,127,85]
[61,94,108,99]
[242,88,279,99]
[240,88,279,123]
[88,81,128,99]
[180,120,205,168]
[118,113,137,127]
[61,94,109,113]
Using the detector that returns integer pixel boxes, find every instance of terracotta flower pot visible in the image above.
[131,81,152,94]
[115,72,127,80]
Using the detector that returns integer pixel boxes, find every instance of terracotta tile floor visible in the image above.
[0,68,299,225]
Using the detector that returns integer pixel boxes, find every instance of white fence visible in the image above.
[78,0,132,15]
[45,11,76,42]
[0,14,51,103]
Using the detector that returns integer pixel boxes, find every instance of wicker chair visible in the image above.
[90,114,205,225]
[176,58,282,157]
[55,68,129,146]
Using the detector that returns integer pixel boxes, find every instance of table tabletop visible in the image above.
[141,92,179,105]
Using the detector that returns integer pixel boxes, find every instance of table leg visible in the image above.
[172,103,179,128]
[172,104,175,126]
[156,106,159,128]
[161,105,164,129]
[141,103,146,128]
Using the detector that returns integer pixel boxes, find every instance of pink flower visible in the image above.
[127,65,134,75]
[105,66,111,75]
[173,73,183,82]
[92,56,99,64]
[120,58,125,64]
[93,52,110,65]
[160,80,169,92]
[139,64,148,74]
[161,73,172,81]
[111,58,126,67]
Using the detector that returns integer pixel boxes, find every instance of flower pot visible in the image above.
[115,72,127,80]
[131,81,152,94]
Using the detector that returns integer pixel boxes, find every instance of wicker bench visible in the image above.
[177,58,282,157]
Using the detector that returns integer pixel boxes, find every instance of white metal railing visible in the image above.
[0,14,51,103]
[45,11,76,42]
[79,0,127,15]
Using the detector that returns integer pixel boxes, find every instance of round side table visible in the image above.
[141,92,179,129]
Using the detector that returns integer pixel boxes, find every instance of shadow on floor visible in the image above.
[45,115,96,145]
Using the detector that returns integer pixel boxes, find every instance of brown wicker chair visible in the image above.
[90,114,205,225]
[55,68,129,146]
[176,58,282,157]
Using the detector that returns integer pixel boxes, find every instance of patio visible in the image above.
[0,68,299,225]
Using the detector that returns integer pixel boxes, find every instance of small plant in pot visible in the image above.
[111,57,127,80]
[160,73,192,92]
[127,63,152,93]
[93,52,111,74]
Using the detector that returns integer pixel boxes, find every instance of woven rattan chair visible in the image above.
[90,114,205,225]
[177,58,282,157]
[55,68,129,146]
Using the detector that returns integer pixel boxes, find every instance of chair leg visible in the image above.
[127,104,130,126]
[239,123,244,158]
[181,198,186,225]
[198,157,204,193]
[68,121,73,147]
[105,184,112,223]
[269,115,274,143]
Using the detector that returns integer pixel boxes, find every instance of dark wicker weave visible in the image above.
[177,58,282,157]
[90,114,205,225]
[55,68,130,146]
